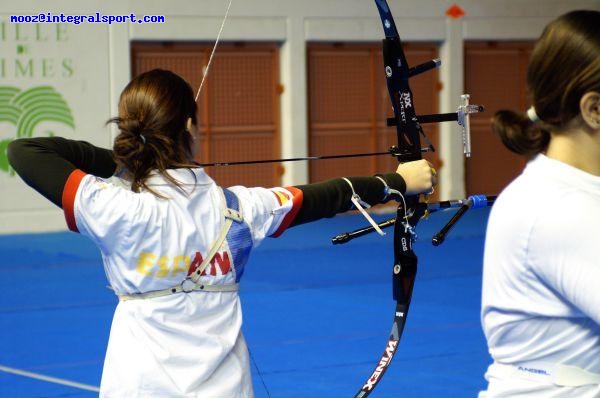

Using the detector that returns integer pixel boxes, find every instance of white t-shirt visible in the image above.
[480,154,600,397]
[62,167,302,397]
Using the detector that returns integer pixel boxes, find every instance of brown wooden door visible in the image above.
[131,42,281,188]
[307,43,440,198]
[464,41,534,195]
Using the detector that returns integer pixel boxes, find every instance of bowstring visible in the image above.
[249,347,272,398]
[194,0,233,102]
[193,3,273,397]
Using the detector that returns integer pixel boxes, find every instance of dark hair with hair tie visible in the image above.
[492,10,600,158]
[491,110,551,158]
[107,69,198,196]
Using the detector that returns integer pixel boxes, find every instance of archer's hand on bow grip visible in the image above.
[396,159,437,196]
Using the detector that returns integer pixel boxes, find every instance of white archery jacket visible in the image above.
[61,167,301,397]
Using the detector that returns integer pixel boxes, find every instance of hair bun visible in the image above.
[107,69,198,196]
[491,110,549,158]
[119,118,146,137]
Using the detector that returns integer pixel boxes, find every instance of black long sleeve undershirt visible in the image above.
[290,173,406,226]
[8,137,407,224]
[7,137,116,207]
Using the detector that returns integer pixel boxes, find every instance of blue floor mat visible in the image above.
[0,207,492,397]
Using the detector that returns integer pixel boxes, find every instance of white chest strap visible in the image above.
[118,189,243,301]
[489,361,600,387]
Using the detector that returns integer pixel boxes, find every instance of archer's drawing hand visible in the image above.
[396,159,437,196]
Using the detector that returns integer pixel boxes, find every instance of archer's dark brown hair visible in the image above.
[492,10,600,158]
[108,69,198,195]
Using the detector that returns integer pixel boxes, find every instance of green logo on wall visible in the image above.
[0,85,75,174]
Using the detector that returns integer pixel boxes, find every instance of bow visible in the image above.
[195,2,484,396]
[193,0,480,169]
[347,2,429,396]
[331,2,485,396]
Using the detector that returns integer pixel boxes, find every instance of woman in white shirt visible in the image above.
[480,9,600,398]
[8,68,436,397]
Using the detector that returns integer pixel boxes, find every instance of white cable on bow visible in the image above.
[342,178,385,236]
[375,175,410,232]
[194,0,233,102]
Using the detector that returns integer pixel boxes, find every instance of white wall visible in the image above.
[1,0,598,234]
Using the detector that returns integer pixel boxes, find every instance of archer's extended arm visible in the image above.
[8,137,116,207]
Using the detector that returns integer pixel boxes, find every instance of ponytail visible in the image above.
[491,10,600,159]
[491,110,550,158]
[108,69,197,197]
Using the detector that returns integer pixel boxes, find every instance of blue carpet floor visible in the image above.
[0,207,492,397]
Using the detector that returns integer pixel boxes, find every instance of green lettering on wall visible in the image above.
[42,59,55,77]
[14,24,28,41]
[61,59,74,78]
[56,24,68,41]
[35,24,48,42]
[15,59,33,77]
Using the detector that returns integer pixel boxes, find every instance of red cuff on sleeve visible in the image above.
[62,169,86,232]
[271,186,303,238]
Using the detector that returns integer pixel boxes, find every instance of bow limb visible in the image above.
[375,0,424,162]
[353,1,430,396]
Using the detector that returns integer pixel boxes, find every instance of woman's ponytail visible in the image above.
[491,110,550,158]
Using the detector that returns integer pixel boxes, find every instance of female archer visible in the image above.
[8,68,436,397]
[480,10,600,398]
